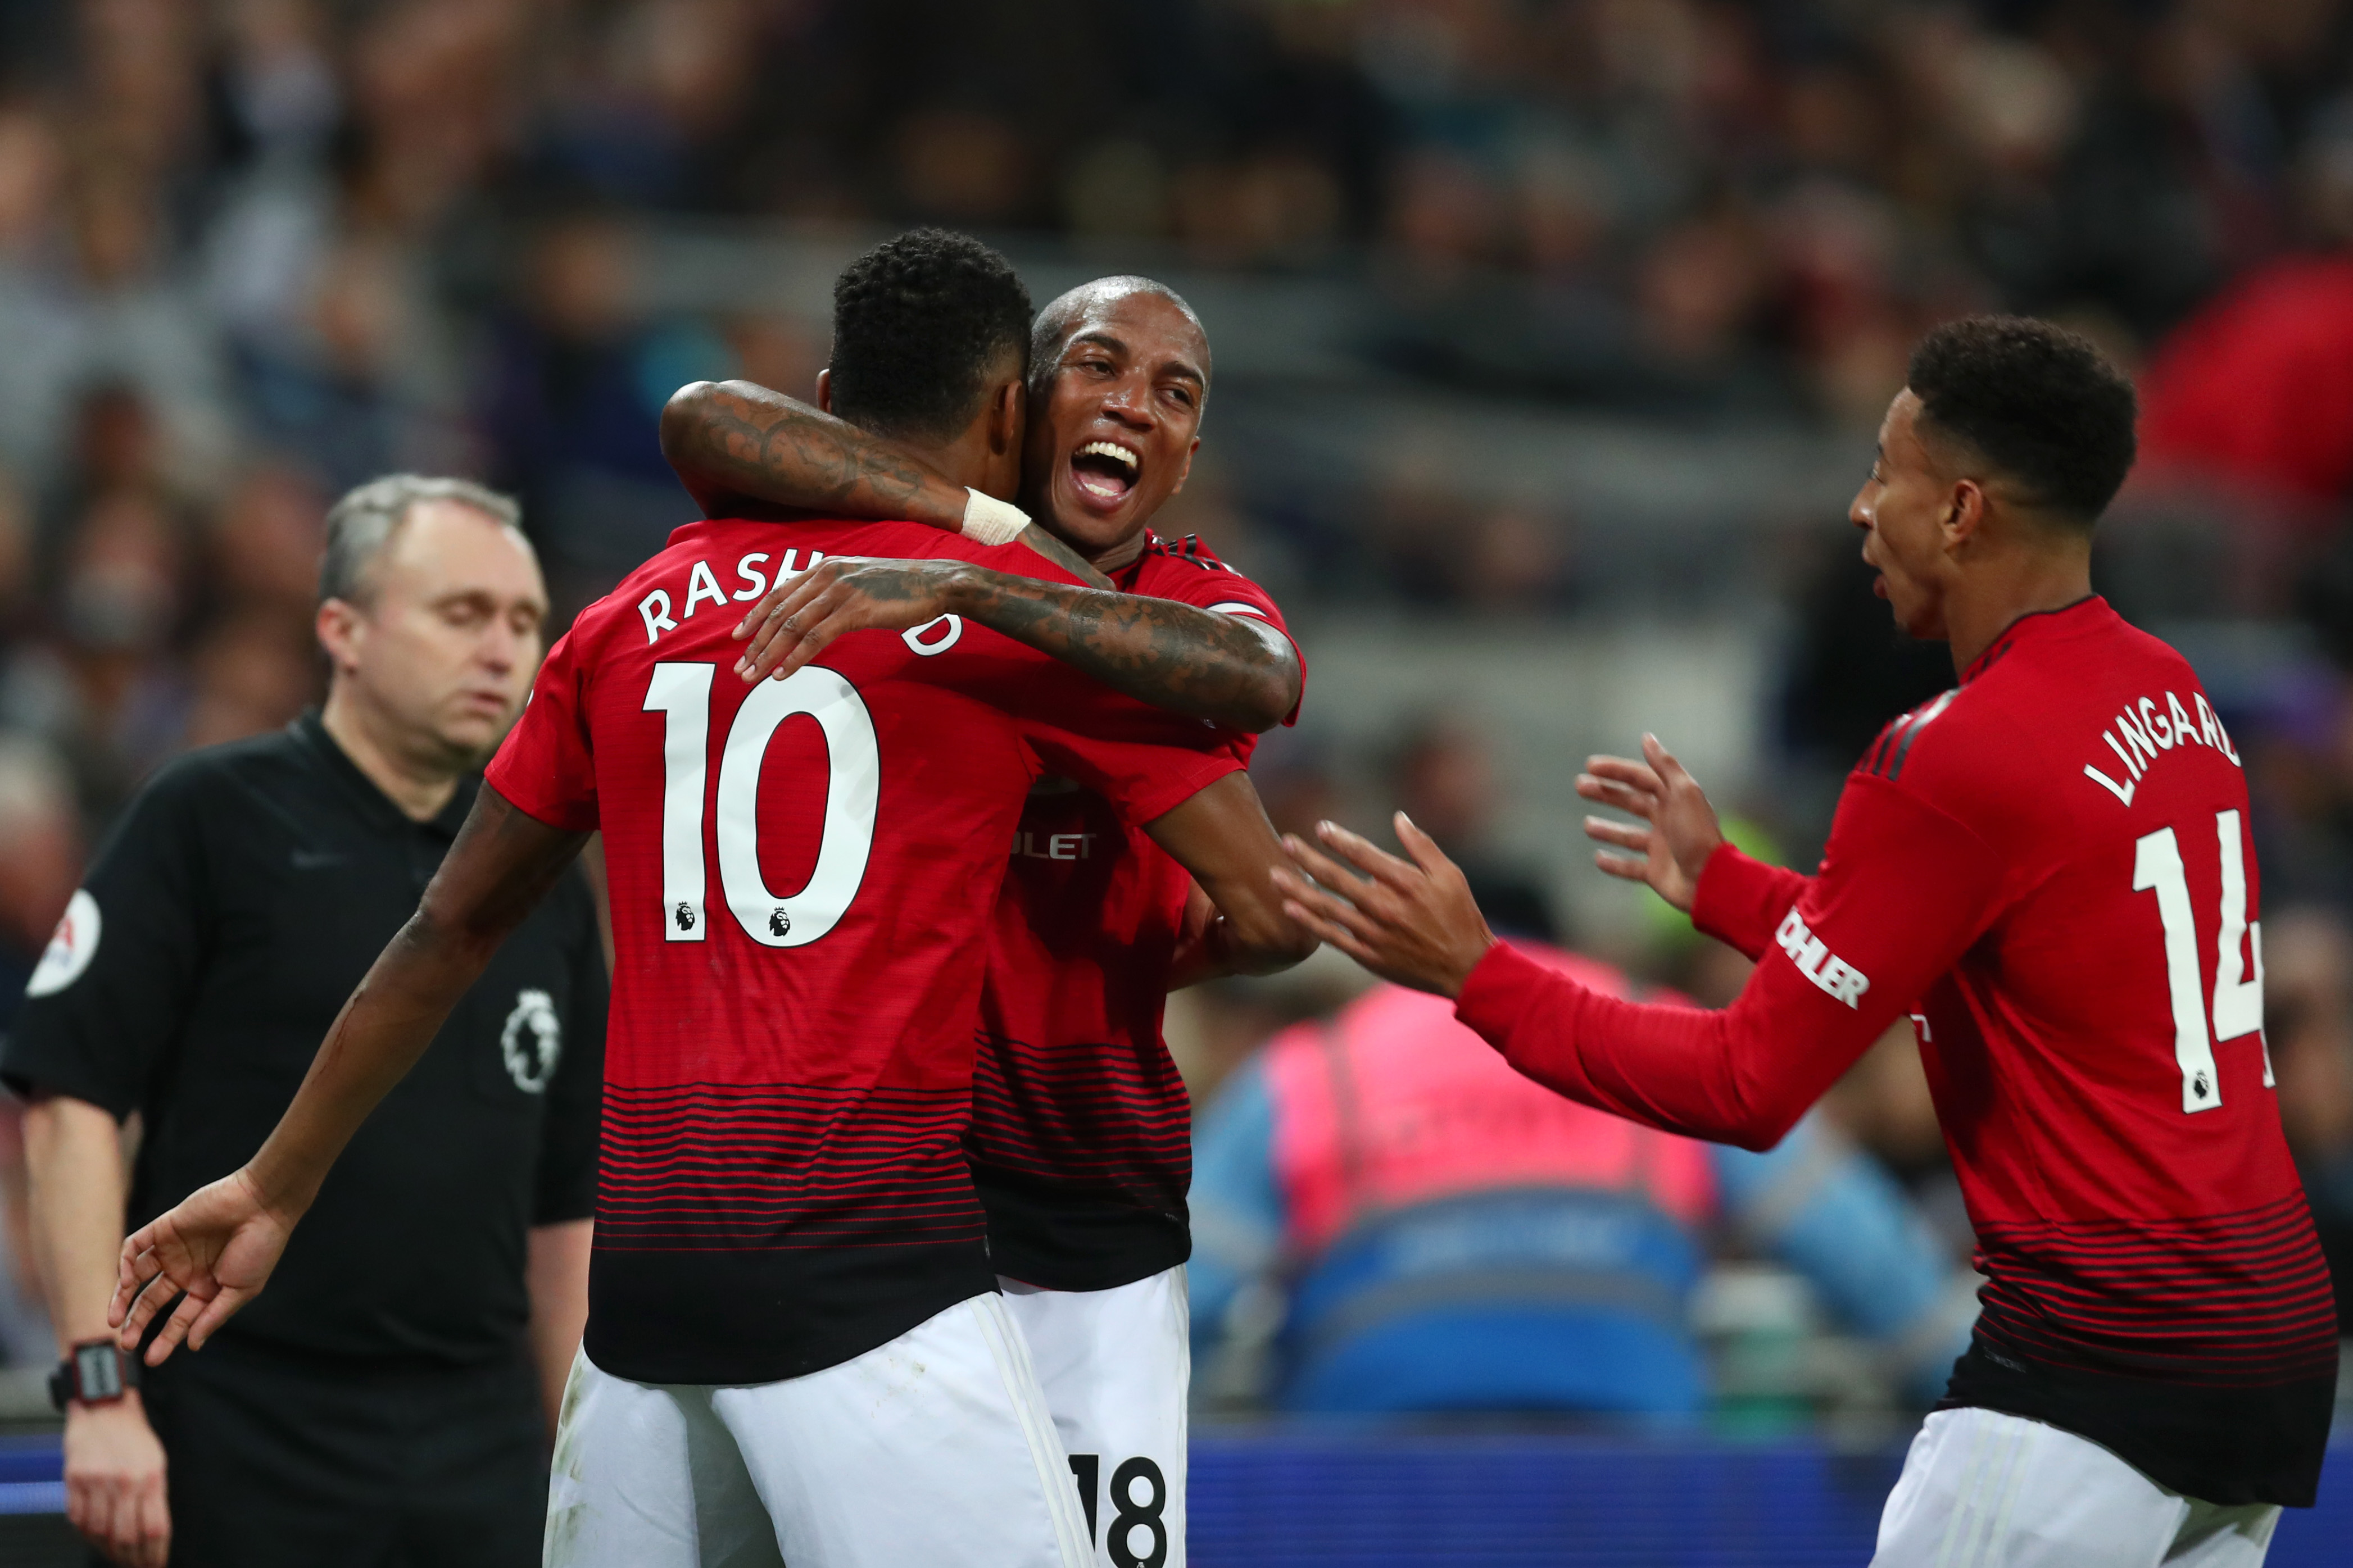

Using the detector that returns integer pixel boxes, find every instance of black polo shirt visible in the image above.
[1,712,606,1366]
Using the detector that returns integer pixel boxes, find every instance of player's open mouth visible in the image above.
[1069,439,1140,506]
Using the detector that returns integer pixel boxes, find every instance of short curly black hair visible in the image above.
[1907,316,2138,527]
[827,229,1032,444]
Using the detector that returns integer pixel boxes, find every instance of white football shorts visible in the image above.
[1873,1406,2282,1567]
[543,1292,1091,1568]
[1000,1266,1190,1568]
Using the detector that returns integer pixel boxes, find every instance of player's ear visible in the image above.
[1942,479,1987,550]
[1167,435,1200,497]
[986,377,1024,458]
[814,368,833,413]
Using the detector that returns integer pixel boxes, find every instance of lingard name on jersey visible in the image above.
[2083,690,2241,808]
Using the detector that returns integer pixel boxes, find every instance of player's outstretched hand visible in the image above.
[1575,733,1723,914]
[732,557,969,683]
[1272,813,1496,998]
[110,1169,293,1366]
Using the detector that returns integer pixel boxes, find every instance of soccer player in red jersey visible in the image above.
[660,271,1301,1566]
[104,235,1312,1568]
[1276,318,2336,1566]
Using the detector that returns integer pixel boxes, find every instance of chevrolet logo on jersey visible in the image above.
[1775,907,1870,1008]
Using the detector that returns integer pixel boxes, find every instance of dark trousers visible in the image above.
[135,1336,546,1568]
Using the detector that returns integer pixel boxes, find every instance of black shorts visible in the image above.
[137,1336,546,1568]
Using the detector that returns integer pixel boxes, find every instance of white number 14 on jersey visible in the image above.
[2133,810,2269,1113]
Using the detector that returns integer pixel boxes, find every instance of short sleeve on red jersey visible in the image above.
[485,629,601,832]
[1015,697,1245,827]
[1127,534,1305,729]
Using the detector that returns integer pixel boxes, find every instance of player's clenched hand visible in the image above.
[1575,733,1723,913]
[731,557,974,683]
[1272,814,1496,998]
[63,1394,169,1567]
[111,1169,293,1366]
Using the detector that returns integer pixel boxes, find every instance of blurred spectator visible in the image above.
[2263,907,2353,1331]
[1221,728,1343,892]
[2244,661,2353,919]
[1189,956,1976,1418]
[232,235,472,493]
[35,380,185,566]
[0,734,81,1023]
[3,130,235,499]
[533,0,774,211]
[207,460,329,623]
[721,311,827,408]
[180,612,319,751]
[479,211,726,615]
[1159,148,1345,267]
[2138,101,2353,522]
[0,104,71,475]
[0,464,35,631]
[185,460,328,747]
[1393,715,1557,942]
[39,484,196,818]
[0,0,2345,629]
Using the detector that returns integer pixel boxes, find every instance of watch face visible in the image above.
[75,1343,121,1401]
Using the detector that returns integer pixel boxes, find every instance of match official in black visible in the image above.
[6,476,607,1567]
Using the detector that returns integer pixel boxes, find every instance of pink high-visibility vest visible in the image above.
[1264,947,1717,1258]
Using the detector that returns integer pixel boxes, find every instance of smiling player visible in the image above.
[106,234,1314,1568]
[665,275,1299,733]
[660,263,1303,1566]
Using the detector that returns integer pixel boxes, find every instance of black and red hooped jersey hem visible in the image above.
[597,1080,988,1251]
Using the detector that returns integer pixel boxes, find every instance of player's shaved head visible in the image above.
[1021,279,1214,564]
[828,229,1033,444]
[1030,276,1211,398]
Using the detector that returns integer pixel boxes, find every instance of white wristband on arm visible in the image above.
[960,488,1030,547]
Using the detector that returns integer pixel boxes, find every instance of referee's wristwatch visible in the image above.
[48,1338,139,1411]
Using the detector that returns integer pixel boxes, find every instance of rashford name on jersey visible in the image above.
[633,545,830,647]
[487,517,1243,1386]
[970,532,1303,1292]
[1454,597,2336,1508]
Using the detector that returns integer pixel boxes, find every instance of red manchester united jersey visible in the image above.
[486,519,1242,1384]
[968,533,1300,1289]
[1456,597,2336,1506]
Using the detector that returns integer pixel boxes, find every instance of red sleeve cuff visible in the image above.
[1455,940,1557,1052]
[1690,842,1807,961]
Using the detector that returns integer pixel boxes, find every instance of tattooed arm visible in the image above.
[731,557,1304,733]
[661,379,965,526]
[659,380,1113,589]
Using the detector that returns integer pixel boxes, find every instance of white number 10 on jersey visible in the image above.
[643,662,879,947]
[2133,810,2269,1113]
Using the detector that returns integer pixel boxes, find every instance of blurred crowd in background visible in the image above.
[0,0,2349,1428]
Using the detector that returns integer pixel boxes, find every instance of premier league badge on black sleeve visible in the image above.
[26,889,101,998]
[500,988,563,1093]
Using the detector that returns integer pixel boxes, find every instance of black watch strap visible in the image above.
[48,1339,139,1411]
